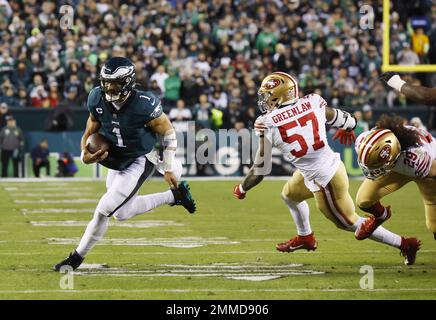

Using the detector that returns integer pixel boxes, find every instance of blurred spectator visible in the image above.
[0,116,23,177]
[30,138,50,177]
[410,116,427,131]
[411,27,430,59]
[222,100,243,130]
[0,0,434,115]
[353,110,369,137]
[0,102,11,128]
[362,104,375,129]
[397,42,420,65]
[56,151,77,177]
[150,65,169,97]
[164,68,181,107]
[29,74,48,108]
[44,102,74,131]
[193,94,212,128]
[209,86,228,110]
[169,99,192,132]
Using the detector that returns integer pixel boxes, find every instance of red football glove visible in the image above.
[233,184,246,199]
[333,129,356,146]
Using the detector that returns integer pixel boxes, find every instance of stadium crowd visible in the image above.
[0,0,435,133]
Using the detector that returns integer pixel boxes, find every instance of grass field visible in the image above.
[0,178,435,300]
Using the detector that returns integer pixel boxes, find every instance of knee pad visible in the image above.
[96,194,120,217]
[112,201,133,221]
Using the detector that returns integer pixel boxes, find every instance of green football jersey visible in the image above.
[87,87,163,170]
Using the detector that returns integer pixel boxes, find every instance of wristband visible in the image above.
[387,75,406,92]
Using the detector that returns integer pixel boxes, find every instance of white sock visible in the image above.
[353,217,401,248]
[281,195,312,236]
[76,212,109,257]
[114,190,175,221]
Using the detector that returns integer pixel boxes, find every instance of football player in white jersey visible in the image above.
[354,114,436,245]
[233,72,420,265]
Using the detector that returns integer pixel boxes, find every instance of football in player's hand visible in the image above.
[86,133,110,154]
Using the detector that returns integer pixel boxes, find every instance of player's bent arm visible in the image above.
[148,114,178,187]
[381,72,436,105]
[401,84,436,106]
[427,160,436,178]
[325,106,356,130]
[80,113,107,164]
[81,113,101,150]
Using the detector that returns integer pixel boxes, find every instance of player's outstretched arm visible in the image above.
[326,106,357,145]
[80,113,108,164]
[233,136,266,199]
[148,113,178,188]
[380,72,436,105]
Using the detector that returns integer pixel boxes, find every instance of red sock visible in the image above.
[360,202,385,218]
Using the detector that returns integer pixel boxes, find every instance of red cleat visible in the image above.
[276,233,318,253]
[400,237,421,266]
[355,206,392,240]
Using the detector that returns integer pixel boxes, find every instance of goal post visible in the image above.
[382,0,436,72]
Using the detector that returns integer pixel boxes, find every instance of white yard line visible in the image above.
[28,220,184,228]
[10,193,93,197]
[14,199,98,204]
[0,288,434,294]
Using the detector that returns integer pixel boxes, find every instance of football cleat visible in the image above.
[355,206,392,240]
[53,250,84,271]
[276,233,318,253]
[233,184,246,199]
[171,181,196,214]
[400,237,421,266]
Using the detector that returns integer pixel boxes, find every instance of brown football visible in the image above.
[86,133,110,154]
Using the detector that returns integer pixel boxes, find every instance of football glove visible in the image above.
[333,129,356,146]
[380,72,406,91]
[233,184,246,199]
[379,72,398,84]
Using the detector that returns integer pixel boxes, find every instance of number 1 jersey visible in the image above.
[262,93,340,191]
[87,87,163,171]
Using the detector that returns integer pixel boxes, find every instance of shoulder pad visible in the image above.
[87,87,102,107]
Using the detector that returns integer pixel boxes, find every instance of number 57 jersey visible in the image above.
[261,93,341,192]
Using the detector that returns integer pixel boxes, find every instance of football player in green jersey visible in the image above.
[54,57,196,271]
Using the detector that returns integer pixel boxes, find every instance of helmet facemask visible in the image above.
[357,129,402,180]
[100,76,134,102]
[99,58,136,103]
[358,159,397,180]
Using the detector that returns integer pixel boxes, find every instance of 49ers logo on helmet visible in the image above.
[264,78,280,89]
[379,145,392,162]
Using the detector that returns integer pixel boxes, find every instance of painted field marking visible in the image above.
[21,208,95,215]
[30,220,184,228]
[47,237,240,248]
[4,187,94,191]
[14,199,98,204]
[72,262,323,281]
[10,193,92,198]
[0,288,435,294]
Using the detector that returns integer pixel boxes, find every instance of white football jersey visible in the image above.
[261,93,340,191]
[355,126,436,178]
